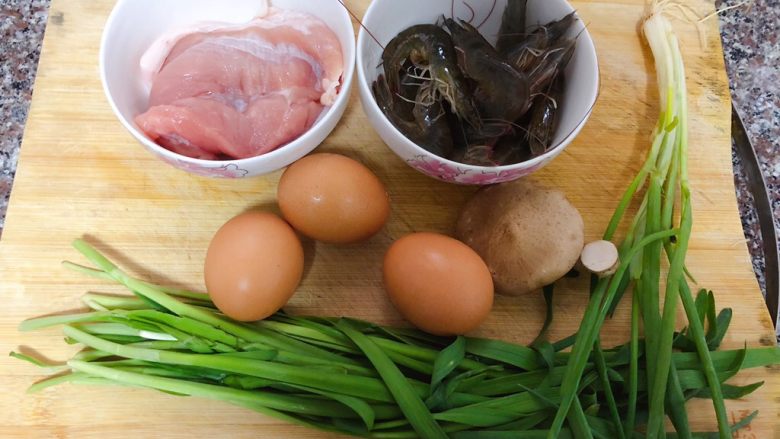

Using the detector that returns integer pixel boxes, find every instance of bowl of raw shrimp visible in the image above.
[357,0,599,185]
[100,0,356,178]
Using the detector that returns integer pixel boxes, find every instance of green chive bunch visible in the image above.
[12,240,778,438]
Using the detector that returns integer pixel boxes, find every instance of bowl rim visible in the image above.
[356,0,600,173]
[98,0,358,167]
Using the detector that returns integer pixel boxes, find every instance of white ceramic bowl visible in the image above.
[100,0,356,178]
[357,0,599,185]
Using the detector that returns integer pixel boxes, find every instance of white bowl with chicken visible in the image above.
[100,0,356,178]
[357,0,599,185]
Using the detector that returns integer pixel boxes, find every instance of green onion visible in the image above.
[547,2,773,438]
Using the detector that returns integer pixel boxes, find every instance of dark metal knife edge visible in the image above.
[731,104,779,331]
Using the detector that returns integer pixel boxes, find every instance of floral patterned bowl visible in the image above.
[356,0,599,185]
[100,0,356,178]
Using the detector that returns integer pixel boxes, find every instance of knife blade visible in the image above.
[731,104,779,330]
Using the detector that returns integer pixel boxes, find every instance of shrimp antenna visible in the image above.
[475,0,497,29]
[334,0,384,49]
[462,2,476,24]
[533,92,559,109]
[575,22,590,40]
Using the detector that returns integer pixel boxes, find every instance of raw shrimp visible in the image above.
[373,3,579,168]
[372,75,454,158]
[382,24,480,127]
[527,38,575,96]
[496,0,529,55]
[528,74,564,155]
[444,18,530,141]
[492,129,531,165]
[506,12,577,74]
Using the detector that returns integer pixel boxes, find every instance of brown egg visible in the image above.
[277,153,390,244]
[383,233,494,336]
[204,211,304,322]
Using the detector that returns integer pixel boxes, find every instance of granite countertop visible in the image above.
[1,2,778,319]
[718,0,779,301]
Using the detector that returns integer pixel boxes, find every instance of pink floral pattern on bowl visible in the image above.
[157,154,250,178]
[407,155,548,185]
[407,156,467,181]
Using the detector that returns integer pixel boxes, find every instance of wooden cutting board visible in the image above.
[0,0,777,437]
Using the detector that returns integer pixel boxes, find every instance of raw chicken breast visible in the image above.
[139,88,323,160]
[135,8,343,160]
[148,39,322,108]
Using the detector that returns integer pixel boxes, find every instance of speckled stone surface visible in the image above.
[717,0,779,308]
[0,0,48,232]
[0,2,778,316]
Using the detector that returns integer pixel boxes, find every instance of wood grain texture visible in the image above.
[0,0,777,437]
